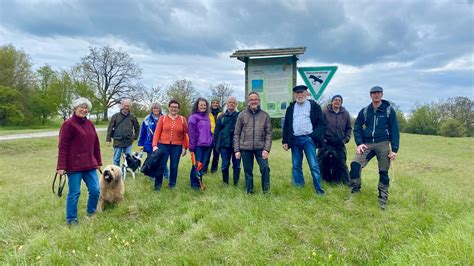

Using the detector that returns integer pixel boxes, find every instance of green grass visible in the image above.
[0,133,472,264]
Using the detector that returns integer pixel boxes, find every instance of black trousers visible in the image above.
[203,147,220,173]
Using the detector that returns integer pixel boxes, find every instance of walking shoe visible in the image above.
[379,200,387,210]
[67,219,79,227]
[351,187,360,194]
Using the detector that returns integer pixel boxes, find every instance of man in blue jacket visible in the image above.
[350,86,400,209]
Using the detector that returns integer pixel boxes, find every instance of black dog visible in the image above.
[122,151,143,180]
[318,145,342,183]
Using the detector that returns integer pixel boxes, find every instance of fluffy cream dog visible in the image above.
[97,165,124,212]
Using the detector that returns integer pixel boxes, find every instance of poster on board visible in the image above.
[248,57,294,118]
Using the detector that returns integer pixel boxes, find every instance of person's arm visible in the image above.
[389,107,400,153]
[344,112,352,144]
[106,114,116,143]
[133,116,140,140]
[188,115,197,152]
[282,105,291,148]
[353,109,367,154]
[312,103,325,142]
[213,115,223,148]
[57,122,73,172]
[353,110,364,146]
[152,116,164,151]
[138,120,147,147]
[182,117,189,156]
[92,123,102,167]
[263,113,272,153]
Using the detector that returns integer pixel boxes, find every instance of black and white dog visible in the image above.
[122,151,143,180]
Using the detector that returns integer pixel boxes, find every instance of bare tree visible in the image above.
[165,80,199,118]
[139,85,166,109]
[80,45,143,120]
[210,83,233,108]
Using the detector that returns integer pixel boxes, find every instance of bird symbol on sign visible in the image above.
[309,75,323,85]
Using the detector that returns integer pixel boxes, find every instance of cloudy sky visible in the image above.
[1,0,472,114]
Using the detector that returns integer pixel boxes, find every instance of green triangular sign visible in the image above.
[298,66,338,100]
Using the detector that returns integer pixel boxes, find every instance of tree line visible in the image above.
[0,44,234,125]
[1,43,471,137]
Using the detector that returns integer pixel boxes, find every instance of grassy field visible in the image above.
[0,132,472,264]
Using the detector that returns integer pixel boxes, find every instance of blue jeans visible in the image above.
[190,146,211,190]
[220,147,241,185]
[155,144,182,190]
[291,135,325,194]
[146,151,169,178]
[241,150,270,193]
[113,145,133,166]
[66,169,100,224]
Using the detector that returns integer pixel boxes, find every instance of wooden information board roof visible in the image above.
[230,47,306,61]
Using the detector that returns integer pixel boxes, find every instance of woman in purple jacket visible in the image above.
[56,98,102,226]
[188,98,213,190]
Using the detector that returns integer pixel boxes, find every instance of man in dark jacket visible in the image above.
[282,85,326,195]
[319,95,352,184]
[106,99,140,166]
[234,92,272,193]
[214,96,240,185]
[350,86,400,209]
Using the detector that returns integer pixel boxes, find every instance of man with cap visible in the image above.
[282,85,326,195]
[350,86,400,209]
[319,94,352,184]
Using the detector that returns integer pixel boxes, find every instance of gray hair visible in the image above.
[121,98,132,107]
[150,102,162,111]
[71,97,92,111]
[226,96,238,104]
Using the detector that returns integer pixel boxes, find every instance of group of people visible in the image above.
[56,85,400,225]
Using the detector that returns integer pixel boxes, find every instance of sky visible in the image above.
[0,0,473,115]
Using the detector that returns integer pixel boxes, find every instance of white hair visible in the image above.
[121,98,132,107]
[226,96,238,104]
[71,97,92,110]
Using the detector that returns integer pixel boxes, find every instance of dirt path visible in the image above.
[0,128,107,141]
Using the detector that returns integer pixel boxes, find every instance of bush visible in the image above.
[406,105,439,135]
[438,119,467,137]
[272,128,282,140]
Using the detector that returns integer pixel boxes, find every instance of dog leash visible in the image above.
[52,172,67,197]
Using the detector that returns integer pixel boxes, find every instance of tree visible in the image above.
[0,86,24,125]
[80,45,143,121]
[139,85,166,109]
[406,104,440,135]
[438,119,467,137]
[165,80,199,118]
[32,65,60,125]
[436,96,473,136]
[389,101,408,133]
[0,44,35,91]
[0,44,35,124]
[209,83,233,108]
[52,70,76,121]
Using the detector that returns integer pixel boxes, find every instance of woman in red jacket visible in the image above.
[56,97,102,226]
